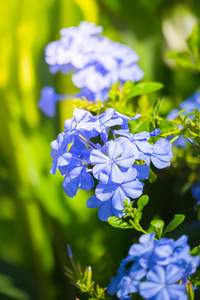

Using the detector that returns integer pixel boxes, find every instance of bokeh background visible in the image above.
[0,0,200,299]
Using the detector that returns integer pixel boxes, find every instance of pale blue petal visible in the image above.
[167,284,186,299]
[80,170,94,191]
[112,187,127,210]
[63,177,79,198]
[136,141,153,154]
[155,289,170,300]
[110,164,124,183]
[98,200,113,221]
[135,165,149,179]
[151,156,171,169]
[107,141,123,160]
[95,182,115,201]
[122,180,144,199]
[165,265,183,284]
[87,196,102,208]
[92,163,110,179]
[90,149,109,164]
[147,265,165,284]
[140,281,162,298]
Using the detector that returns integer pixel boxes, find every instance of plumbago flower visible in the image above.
[39,21,144,116]
[50,108,173,221]
[107,233,200,300]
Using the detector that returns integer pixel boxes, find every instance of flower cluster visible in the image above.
[39,21,144,116]
[50,108,173,221]
[107,233,200,300]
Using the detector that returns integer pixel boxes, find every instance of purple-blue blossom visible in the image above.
[107,233,199,299]
[151,138,173,169]
[38,87,63,117]
[87,167,144,220]
[50,108,173,221]
[40,21,144,116]
[140,265,187,300]
[90,141,136,184]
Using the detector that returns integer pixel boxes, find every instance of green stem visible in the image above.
[161,129,181,137]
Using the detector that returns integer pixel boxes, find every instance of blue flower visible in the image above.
[86,196,124,221]
[107,274,124,296]
[76,108,125,137]
[62,165,94,197]
[41,21,144,115]
[90,141,136,183]
[116,131,153,161]
[120,296,131,300]
[139,265,186,300]
[50,132,72,174]
[45,21,103,73]
[50,108,174,221]
[151,138,173,169]
[134,165,149,179]
[107,233,199,299]
[38,86,64,117]
[150,129,161,137]
[76,87,109,102]
[117,264,146,298]
[95,167,144,211]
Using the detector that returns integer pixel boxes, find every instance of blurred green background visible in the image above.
[0,0,200,299]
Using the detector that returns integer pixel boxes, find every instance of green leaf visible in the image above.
[132,119,150,134]
[194,281,200,290]
[177,108,187,116]
[107,216,133,229]
[189,270,200,287]
[122,81,135,94]
[151,219,165,239]
[125,82,164,100]
[108,90,119,102]
[135,210,143,222]
[187,22,200,64]
[153,98,163,116]
[148,121,155,132]
[149,168,157,183]
[190,246,200,256]
[165,51,197,69]
[196,203,200,221]
[163,214,185,235]
[159,119,176,133]
[137,195,149,211]
[0,274,30,300]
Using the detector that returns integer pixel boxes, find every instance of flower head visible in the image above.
[50,108,173,221]
[107,233,199,299]
[40,21,144,116]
